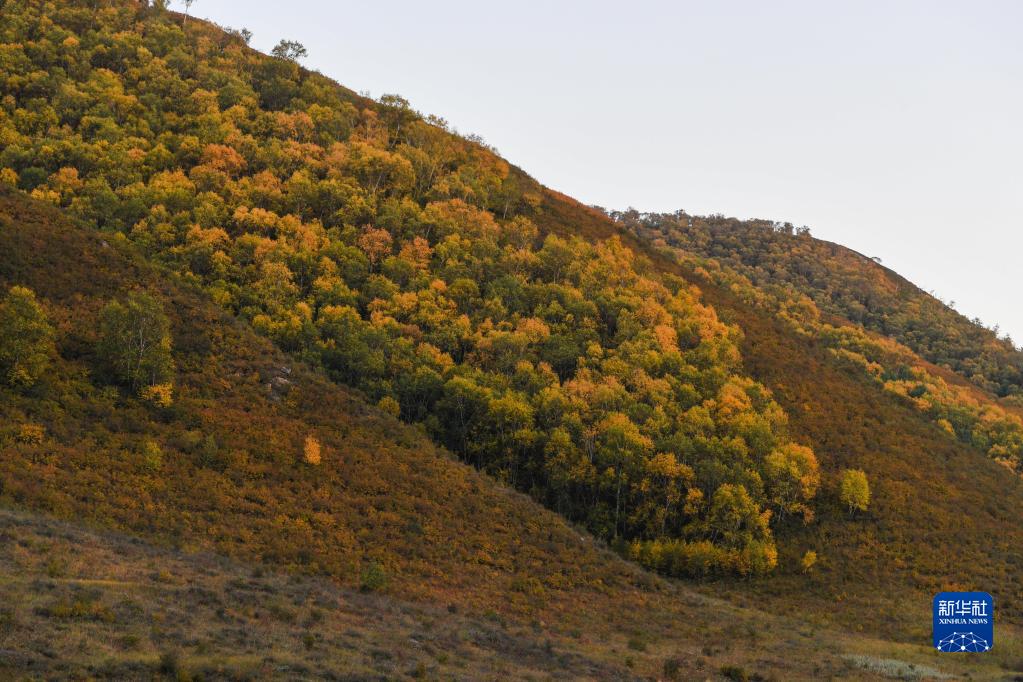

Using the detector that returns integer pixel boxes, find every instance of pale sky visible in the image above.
[183,0,1023,346]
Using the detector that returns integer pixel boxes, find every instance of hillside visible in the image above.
[7,504,1008,681]
[0,507,625,680]
[533,189,1023,619]
[609,210,1023,479]
[618,210,1023,399]
[0,0,832,578]
[6,187,1015,680]
[2,0,1023,678]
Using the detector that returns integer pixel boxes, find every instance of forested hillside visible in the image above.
[0,0,829,576]
[8,187,1014,680]
[3,1,1023,677]
[616,210,1023,475]
[0,188,780,678]
[528,190,1023,627]
[619,210,1023,398]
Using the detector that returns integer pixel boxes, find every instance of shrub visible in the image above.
[801,550,818,573]
[0,607,17,643]
[509,575,545,599]
[140,439,164,473]
[158,649,183,676]
[303,435,322,465]
[628,539,739,578]
[359,561,388,592]
[16,424,46,445]
[196,434,223,470]
[663,657,685,681]
[736,539,778,577]
[626,635,648,652]
[720,665,753,681]
[141,382,174,408]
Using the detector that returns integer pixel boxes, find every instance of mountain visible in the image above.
[534,190,1023,631]
[4,179,995,681]
[618,210,1023,398]
[1,0,1022,678]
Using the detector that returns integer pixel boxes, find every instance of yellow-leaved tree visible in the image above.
[839,469,871,514]
[0,286,56,389]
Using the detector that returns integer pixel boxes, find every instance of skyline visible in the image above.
[185,0,1023,346]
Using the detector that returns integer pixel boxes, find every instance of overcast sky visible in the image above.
[184,0,1023,345]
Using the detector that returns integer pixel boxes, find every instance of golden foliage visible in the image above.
[303,435,322,466]
[16,423,46,445]
[141,383,174,408]
[839,469,871,514]
[801,550,818,573]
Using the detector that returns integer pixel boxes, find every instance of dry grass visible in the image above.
[0,508,628,680]
[6,506,1015,681]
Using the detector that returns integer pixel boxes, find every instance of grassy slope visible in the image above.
[6,505,1000,681]
[535,190,1023,640]
[1,186,1014,679]
[0,507,625,680]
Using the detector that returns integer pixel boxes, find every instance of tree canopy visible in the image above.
[0,285,55,388]
[97,292,174,396]
[839,469,870,514]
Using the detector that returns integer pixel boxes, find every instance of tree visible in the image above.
[182,0,196,22]
[763,443,820,520]
[98,292,175,394]
[378,94,418,148]
[705,484,778,575]
[595,412,652,538]
[632,452,694,536]
[357,227,393,268]
[705,484,772,549]
[272,39,307,62]
[377,395,401,418]
[140,439,164,473]
[839,469,870,514]
[0,286,56,389]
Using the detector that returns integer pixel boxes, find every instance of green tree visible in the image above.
[705,483,772,549]
[595,412,652,538]
[705,484,778,575]
[839,469,871,514]
[272,39,308,62]
[98,292,174,394]
[0,286,55,388]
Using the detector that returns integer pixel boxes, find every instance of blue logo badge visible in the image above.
[933,592,993,652]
